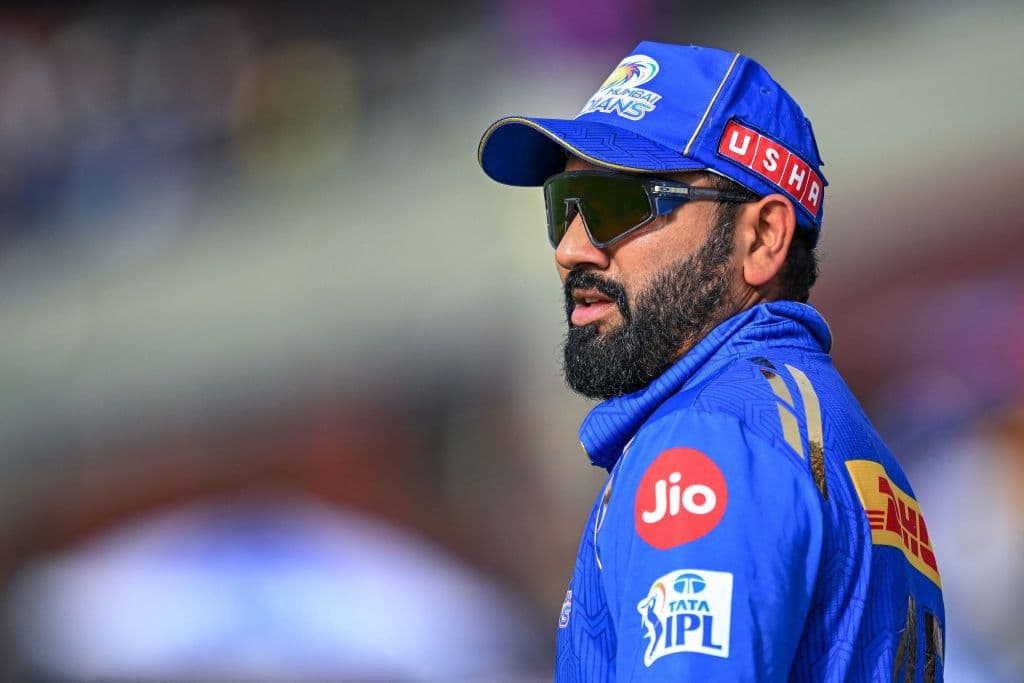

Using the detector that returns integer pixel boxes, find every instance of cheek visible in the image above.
[613,216,708,269]
[614,243,680,291]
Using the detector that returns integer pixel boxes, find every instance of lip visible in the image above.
[570,288,616,327]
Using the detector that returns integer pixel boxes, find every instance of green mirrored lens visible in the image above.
[544,173,653,247]
[544,182,568,246]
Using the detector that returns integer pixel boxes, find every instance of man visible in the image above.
[477,42,945,681]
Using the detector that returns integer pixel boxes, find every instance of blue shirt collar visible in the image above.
[578,301,832,470]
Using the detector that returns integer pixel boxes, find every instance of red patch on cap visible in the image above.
[751,136,789,185]
[634,448,728,550]
[781,153,811,199]
[719,120,757,167]
[717,119,823,221]
[799,172,824,215]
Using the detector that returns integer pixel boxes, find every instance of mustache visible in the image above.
[563,270,630,323]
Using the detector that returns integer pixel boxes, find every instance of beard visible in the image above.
[561,216,736,400]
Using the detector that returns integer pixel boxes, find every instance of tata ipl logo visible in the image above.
[579,55,662,121]
[637,569,733,667]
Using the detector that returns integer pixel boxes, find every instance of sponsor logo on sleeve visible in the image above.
[558,589,573,628]
[845,459,942,587]
[717,119,824,220]
[634,448,727,549]
[579,55,662,121]
[637,569,733,666]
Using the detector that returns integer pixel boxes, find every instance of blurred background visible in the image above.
[0,1,1020,681]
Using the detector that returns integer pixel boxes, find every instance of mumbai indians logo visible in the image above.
[600,57,658,89]
[579,55,662,121]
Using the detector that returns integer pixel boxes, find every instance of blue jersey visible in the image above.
[555,301,945,682]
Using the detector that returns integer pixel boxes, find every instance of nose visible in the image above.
[555,209,611,272]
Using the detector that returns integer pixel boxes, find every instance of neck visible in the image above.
[733,281,780,315]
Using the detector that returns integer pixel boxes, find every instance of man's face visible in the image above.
[557,158,743,400]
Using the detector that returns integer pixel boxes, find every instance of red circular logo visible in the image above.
[634,447,728,549]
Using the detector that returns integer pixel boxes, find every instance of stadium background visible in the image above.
[0,1,1020,680]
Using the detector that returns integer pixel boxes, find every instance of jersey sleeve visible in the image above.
[596,408,824,682]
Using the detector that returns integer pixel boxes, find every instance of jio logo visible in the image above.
[640,471,717,523]
[634,448,728,550]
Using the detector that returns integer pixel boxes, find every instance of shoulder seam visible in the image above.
[631,405,822,497]
[629,356,830,501]
[748,357,829,500]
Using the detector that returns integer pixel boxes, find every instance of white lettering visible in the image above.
[668,472,681,516]
[728,130,752,157]
[643,479,668,523]
[642,475,717,523]
[763,147,780,172]
[787,165,807,192]
[805,180,821,208]
[683,484,716,515]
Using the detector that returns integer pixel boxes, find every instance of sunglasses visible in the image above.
[543,170,756,248]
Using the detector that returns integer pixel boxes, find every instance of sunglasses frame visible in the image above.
[544,170,757,249]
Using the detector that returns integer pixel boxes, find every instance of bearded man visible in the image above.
[478,42,945,682]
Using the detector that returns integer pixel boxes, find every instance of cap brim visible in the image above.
[477,116,705,186]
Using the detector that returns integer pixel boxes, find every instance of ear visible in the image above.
[735,193,797,289]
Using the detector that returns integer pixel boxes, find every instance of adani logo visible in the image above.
[637,569,733,667]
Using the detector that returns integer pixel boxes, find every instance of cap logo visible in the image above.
[600,56,658,89]
[717,119,824,222]
[579,55,662,122]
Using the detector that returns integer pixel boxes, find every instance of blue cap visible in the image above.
[478,42,827,233]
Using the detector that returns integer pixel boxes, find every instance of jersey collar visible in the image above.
[578,300,832,470]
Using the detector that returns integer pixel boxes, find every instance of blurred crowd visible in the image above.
[0,4,365,253]
[0,1,1021,682]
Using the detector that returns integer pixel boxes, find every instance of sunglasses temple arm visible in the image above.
[655,190,756,215]
[654,195,689,215]
[683,188,758,203]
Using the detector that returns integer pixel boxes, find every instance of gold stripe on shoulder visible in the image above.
[784,364,828,499]
[758,366,803,459]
